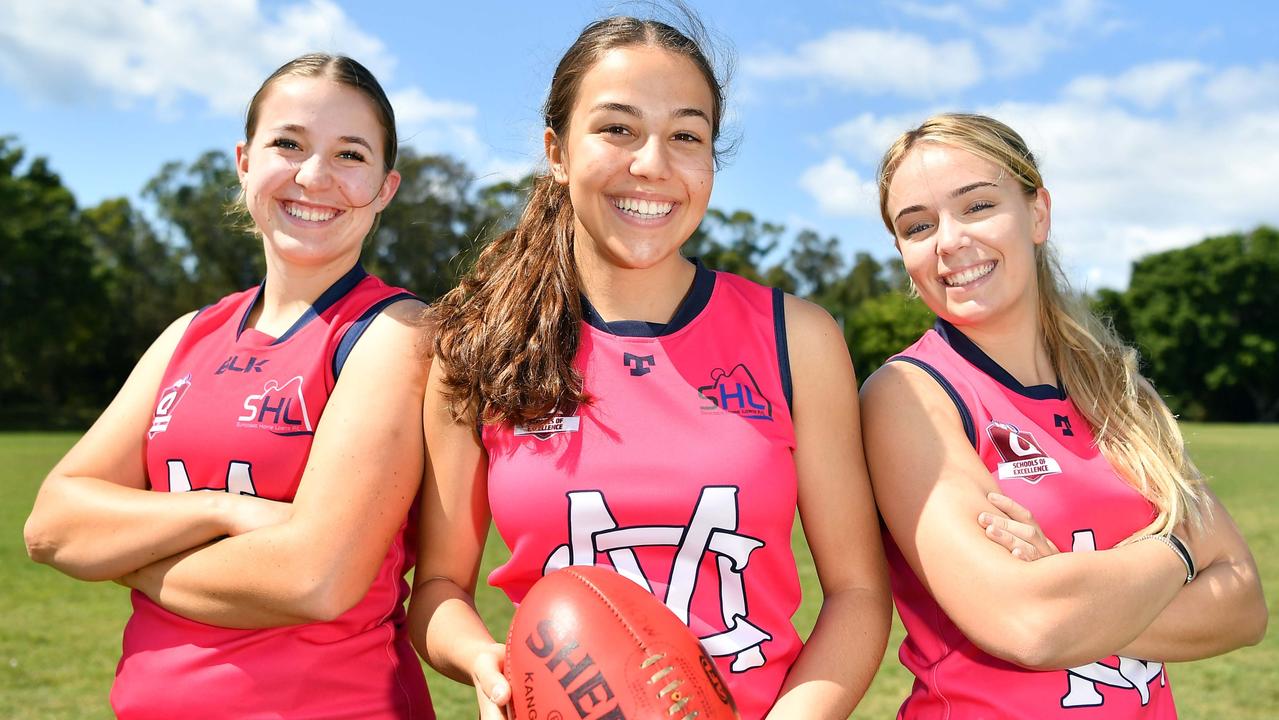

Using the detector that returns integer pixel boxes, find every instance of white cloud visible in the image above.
[804,61,1279,288]
[0,0,393,115]
[743,28,982,98]
[980,0,1111,76]
[798,156,879,219]
[1063,61,1207,111]
[390,88,477,123]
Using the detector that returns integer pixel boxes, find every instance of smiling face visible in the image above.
[546,44,715,274]
[236,75,400,270]
[885,142,1051,330]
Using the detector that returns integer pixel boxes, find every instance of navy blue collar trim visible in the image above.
[581,259,715,338]
[238,264,368,344]
[935,319,1066,400]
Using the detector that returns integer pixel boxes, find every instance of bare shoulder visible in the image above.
[860,355,949,417]
[781,293,850,369]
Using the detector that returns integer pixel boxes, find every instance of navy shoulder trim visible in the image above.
[935,319,1065,401]
[772,287,793,412]
[332,292,419,380]
[887,356,977,449]
[274,264,369,345]
[581,259,715,337]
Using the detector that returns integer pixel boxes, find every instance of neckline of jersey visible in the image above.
[936,318,1067,401]
[236,264,368,345]
[580,258,715,338]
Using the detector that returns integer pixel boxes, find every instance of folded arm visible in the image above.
[862,361,1192,670]
[120,300,430,628]
[24,312,284,581]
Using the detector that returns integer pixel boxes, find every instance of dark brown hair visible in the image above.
[244,53,397,171]
[433,15,728,424]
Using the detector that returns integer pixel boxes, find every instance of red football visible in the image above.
[505,565,740,720]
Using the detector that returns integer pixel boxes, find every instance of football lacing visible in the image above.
[641,652,699,719]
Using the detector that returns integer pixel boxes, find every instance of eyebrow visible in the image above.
[893,181,999,222]
[592,102,711,124]
[270,124,373,152]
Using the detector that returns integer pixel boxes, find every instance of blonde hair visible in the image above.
[877,113,1208,535]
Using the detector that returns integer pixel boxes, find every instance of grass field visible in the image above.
[2,426,1274,718]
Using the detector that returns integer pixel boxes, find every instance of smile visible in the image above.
[611,196,674,219]
[282,200,341,223]
[942,261,996,287]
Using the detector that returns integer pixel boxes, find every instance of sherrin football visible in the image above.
[505,565,740,720]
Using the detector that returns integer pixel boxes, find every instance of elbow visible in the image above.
[292,571,369,624]
[966,609,1079,671]
[1240,594,1269,648]
[23,514,58,565]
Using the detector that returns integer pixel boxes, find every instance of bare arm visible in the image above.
[119,300,429,628]
[983,488,1267,660]
[766,297,892,719]
[406,359,510,720]
[24,313,285,581]
[862,361,1191,670]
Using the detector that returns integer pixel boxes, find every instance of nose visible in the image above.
[294,152,333,191]
[934,213,971,255]
[629,135,671,181]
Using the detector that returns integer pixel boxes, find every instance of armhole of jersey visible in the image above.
[772,287,794,413]
[886,356,977,449]
[331,292,419,380]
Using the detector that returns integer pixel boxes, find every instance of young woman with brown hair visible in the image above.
[24,54,433,718]
[409,14,890,720]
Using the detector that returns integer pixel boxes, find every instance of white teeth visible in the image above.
[613,197,674,218]
[285,202,338,222]
[944,261,996,286]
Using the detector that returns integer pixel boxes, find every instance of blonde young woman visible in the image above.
[862,112,1266,718]
[409,14,890,720]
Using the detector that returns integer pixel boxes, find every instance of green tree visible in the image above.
[687,209,795,291]
[845,291,936,379]
[80,197,191,397]
[143,150,261,301]
[364,150,493,300]
[1120,226,1279,421]
[0,138,107,421]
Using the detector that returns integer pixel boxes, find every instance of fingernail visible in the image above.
[978,513,991,525]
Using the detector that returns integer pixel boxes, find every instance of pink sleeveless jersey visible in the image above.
[485,265,801,720]
[885,320,1176,719]
[113,265,433,720]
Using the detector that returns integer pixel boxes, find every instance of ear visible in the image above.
[544,127,568,185]
[235,140,250,184]
[1030,187,1051,246]
[374,169,402,211]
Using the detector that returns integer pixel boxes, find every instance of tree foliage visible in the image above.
[1111,227,1279,421]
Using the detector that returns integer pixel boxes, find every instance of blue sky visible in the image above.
[2,0,1276,289]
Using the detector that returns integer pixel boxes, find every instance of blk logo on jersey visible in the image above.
[543,487,772,673]
[623,352,656,377]
[237,375,314,436]
[1061,530,1167,708]
[216,354,269,374]
[986,421,1063,483]
[148,373,192,438]
[698,364,773,421]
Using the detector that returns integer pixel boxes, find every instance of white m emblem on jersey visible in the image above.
[1061,530,1166,708]
[543,486,771,672]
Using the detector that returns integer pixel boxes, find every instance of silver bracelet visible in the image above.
[1136,534,1196,584]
